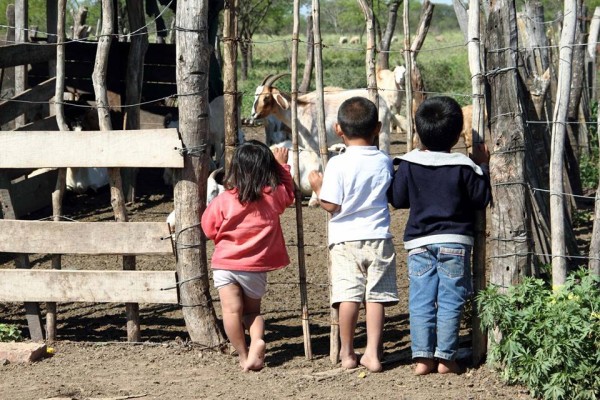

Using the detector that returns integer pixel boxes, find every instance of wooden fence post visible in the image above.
[402,0,414,151]
[222,0,237,172]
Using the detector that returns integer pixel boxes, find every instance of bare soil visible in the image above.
[0,127,535,400]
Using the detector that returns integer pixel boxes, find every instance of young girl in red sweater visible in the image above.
[201,140,294,371]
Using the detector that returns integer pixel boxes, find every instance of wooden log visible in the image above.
[403,0,414,151]
[0,129,183,168]
[175,0,225,347]
[358,0,379,150]
[0,220,173,255]
[0,270,178,304]
[486,0,531,289]
[13,114,59,131]
[222,0,238,173]
[299,14,314,94]
[14,0,28,127]
[291,0,313,360]
[0,44,56,68]
[0,77,56,126]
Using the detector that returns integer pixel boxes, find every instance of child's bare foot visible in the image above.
[438,359,463,374]
[243,339,266,372]
[414,358,436,375]
[340,353,358,369]
[359,353,382,373]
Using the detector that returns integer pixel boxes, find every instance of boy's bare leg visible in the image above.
[338,302,360,369]
[242,294,265,372]
[414,358,437,375]
[218,284,248,369]
[360,302,384,372]
[438,359,463,374]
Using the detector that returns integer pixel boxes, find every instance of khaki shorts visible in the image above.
[329,238,398,306]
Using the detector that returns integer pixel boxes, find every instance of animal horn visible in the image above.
[263,72,290,87]
[260,74,274,85]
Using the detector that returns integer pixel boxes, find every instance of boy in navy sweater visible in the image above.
[389,96,491,375]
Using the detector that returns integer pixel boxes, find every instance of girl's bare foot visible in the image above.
[243,339,266,372]
[359,353,382,373]
[340,353,358,369]
[414,358,436,375]
[438,359,463,374]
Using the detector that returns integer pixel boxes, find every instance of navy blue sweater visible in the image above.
[389,150,492,249]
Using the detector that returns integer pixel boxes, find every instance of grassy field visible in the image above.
[239,30,470,117]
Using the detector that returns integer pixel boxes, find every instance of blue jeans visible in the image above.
[407,243,472,361]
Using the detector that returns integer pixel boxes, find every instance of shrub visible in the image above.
[0,323,22,342]
[476,270,600,400]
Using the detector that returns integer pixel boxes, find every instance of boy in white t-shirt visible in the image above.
[309,96,398,372]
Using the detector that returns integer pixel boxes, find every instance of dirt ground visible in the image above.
[0,127,537,400]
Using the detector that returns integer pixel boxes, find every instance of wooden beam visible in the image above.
[0,270,178,304]
[0,43,56,68]
[14,114,59,131]
[10,168,58,218]
[0,77,56,126]
[0,220,174,255]
[0,128,183,168]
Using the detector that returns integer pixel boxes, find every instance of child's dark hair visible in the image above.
[224,140,280,204]
[337,96,379,139]
[415,96,463,151]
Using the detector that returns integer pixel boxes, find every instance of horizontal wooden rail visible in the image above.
[0,78,56,126]
[0,43,56,68]
[0,128,183,168]
[0,220,174,255]
[0,270,178,304]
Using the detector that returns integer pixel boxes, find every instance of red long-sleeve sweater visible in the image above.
[201,163,295,272]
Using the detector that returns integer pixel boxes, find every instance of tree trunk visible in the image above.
[223,0,238,172]
[550,0,577,288]
[486,0,531,289]
[377,0,401,70]
[175,0,225,347]
[409,1,434,111]
[239,38,249,80]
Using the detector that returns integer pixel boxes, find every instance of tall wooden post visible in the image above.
[358,0,379,151]
[467,0,487,365]
[14,0,28,127]
[311,0,338,364]
[93,0,140,342]
[292,0,313,360]
[222,0,238,172]
[486,0,531,289]
[174,0,225,346]
[47,0,70,342]
[587,7,600,101]
[550,0,577,288]
[402,0,414,151]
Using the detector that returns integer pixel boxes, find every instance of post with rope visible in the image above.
[173,0,225,347]
[311,0,338,364]
[292,0,313,360]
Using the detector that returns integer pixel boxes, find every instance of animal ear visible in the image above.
[273,92,290,110]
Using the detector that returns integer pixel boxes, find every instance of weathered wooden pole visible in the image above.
[174,0,225,346]
[93,0,140,341]
[311,0,338,364]
[47,0,69,342]
[486,0,531,289]
[409,1,434,113]
[402,0,414,151]
[590,111,600,276]
[299,14,314,94]
[222,0,238,172]
[467,0,487,365]
[121,0,149,203]
[292,0,313,360]
[550,0,577,288]
[14,0,28,127]
[358,0,379,150]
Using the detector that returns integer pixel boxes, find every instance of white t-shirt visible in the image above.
[319,146,393,245]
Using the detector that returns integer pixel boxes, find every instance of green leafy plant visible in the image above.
[476,270,600,400]
[0,323,22,342]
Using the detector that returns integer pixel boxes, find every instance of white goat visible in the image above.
[252,73,392,156]
[65,123,109,193]
[269,140,346,207]
[349,36,360,44]
[339,36,348,44]
[376,65,407,133]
